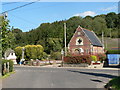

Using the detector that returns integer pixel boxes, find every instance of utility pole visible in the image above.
[20,47,25,65]
[64,23,67,56]
[102,31,104,48]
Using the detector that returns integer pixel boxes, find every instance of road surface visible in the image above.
[2,66,119,88]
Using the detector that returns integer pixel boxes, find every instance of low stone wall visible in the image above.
[63,62,104,68]
[63,63,89,67]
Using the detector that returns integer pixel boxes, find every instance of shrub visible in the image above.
[50,52,62,60]
[64,55,92,65]
[9,60,14,72]
[97,54,106,62]
[1,59,13,76]
[105,76,120,90]
[91,55,98,62]
[106,50,120,54]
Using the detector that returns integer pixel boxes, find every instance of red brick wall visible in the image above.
[68,27,104,55]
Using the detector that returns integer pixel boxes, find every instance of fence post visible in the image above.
[7,62,9,72]
[4,63,7,74]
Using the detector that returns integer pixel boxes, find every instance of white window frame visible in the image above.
[76,37,83,45]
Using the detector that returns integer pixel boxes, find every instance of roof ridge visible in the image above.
[82,28,92,32]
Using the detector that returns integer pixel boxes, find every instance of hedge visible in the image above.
[1,59,13,76]
[64,55,92,65]
[105,76,120,90]
[64,54,106,64]
[97,54,106,62]
[106,50,120,54]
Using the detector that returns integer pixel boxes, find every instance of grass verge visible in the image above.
[1,71,15,79]
[105,76,120,90]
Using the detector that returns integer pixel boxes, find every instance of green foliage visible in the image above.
[41,52,48,60]
[12,12,119,54]
[91,55,97,62]
[25,45,44,60]
[15,45,45,61]
[106,50,120,54]
[14,46,23,63]
[97,54,106,62]
[50,51,61,60]
[1,59,13,76]
[64,55,92,64]
[106,76,120,90]
[0,16,15,56]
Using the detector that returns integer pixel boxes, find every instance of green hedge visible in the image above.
[106,50,120,54]
[105,76,120,90]
[1,59,13,76]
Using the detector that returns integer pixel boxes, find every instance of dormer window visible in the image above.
[76,37,83,45]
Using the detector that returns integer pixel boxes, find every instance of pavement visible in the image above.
[14,64,120,70]
[2,66,119,88]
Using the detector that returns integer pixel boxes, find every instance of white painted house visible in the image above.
[5,49,17,64]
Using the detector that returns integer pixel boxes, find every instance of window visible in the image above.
[78,32,81,35]
[74,48,84,54]
[76,37,83,45]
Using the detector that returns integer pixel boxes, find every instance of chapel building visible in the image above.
[68,26,105,55]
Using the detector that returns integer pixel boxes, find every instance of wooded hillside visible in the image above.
[12,12,119,54]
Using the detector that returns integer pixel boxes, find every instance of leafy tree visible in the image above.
[14,46,23,63]
[12,12,119,56]
[25,45,44,60]
[92,17,107,35]
[0,15,15,57]
[105,12,117,28]
[50,51,61,60]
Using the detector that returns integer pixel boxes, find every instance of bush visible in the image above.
[106,50,120,54]
[50,52,61,60]
[15,45,44,61]
[1,59,13,76]
[105,76,120,90]
[64,55,92,65]
[91,55,98,62]
[97,54,106,62]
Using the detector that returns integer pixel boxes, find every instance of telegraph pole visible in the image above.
[64,23,67,56]
[102,31,104,48]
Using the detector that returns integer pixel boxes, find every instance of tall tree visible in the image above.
[0,15,15,57]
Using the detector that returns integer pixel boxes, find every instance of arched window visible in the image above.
[76,37,83,45]
[74,48,84,54]
[75,49,80,54]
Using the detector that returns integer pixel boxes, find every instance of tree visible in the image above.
[0,15,15,57]
[25,45,44,60]
[92,17,107,35]
[14,46,23,63]
[105,12,117,28]
[12,12,119,55]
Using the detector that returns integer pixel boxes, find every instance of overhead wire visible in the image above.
[1,0,40,14]
[2,2,18,5]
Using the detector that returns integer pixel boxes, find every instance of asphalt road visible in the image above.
[2,66,119,88]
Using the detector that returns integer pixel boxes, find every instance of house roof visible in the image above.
[83,29,103,47]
